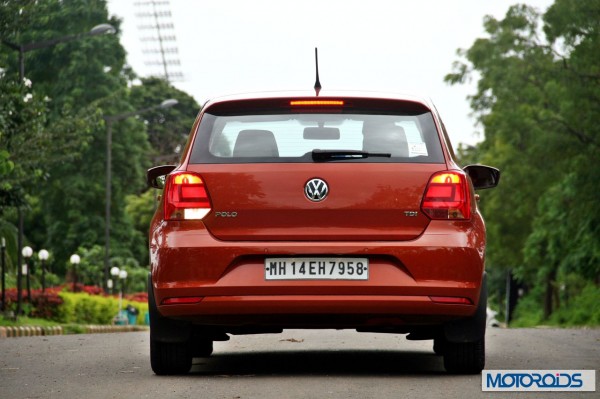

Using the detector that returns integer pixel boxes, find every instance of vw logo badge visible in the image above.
[305,178,329,202]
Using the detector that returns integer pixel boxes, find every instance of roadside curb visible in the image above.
[0,325,63,338]
[0,325,148,338]
[84,325,148,334]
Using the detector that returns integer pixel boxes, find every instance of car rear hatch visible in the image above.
[184,95,447,242]
[187,163,442,241]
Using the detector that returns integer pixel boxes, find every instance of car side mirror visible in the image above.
[147,165,176,189]
[463,165,500,190]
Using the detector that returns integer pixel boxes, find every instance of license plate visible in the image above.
[265,258,369,280]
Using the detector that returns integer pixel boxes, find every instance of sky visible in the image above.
[107,0,554,147]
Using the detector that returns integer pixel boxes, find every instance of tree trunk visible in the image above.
[505,270,519,324]
[543,267,557,320]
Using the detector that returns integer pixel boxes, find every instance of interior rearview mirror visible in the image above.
[463,164,500,190]
[147,165,176,189]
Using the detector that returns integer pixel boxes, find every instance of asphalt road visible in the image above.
[0,328,598,399]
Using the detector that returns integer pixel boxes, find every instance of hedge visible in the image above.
[56,292,148,325]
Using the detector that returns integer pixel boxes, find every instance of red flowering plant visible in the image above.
[80,285,103,295]
[1,287,63,320]
[30,291,64,319]
[126,292,148,303]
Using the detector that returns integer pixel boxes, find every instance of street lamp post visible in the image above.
[110,267,128,323]
[1,23,116,305]
[103,98,178,294]
[70,254,81,293]
[1,24,116,82]
[107,277,114,295]
[16,216,24,317]
[119,270,128,297]
[1,238,6,312]
[110,267,120,289]
[22,246,33,302]
[38,249,49,293]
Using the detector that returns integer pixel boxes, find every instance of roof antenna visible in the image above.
[314,47,322,96]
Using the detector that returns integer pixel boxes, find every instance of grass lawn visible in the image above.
[0,315,61,327]
[0,315,149,335]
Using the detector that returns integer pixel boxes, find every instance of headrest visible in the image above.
[233,129,279,157]
[362,123,409,157]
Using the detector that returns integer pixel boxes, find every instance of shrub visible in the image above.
[510,288,545,327]
[58,292,118,324]
[127,292,148,303]
[29,292,64,319]
[80,285,103,295]
[56,292,148,325]
[1,288,61,317]
[511,283,600,327]
[550,283,600,326]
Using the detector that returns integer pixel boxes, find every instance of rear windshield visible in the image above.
[190,112,444,163]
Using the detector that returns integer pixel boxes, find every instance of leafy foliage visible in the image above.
[130,77,199,164]
[126,78,200,260]
[29,291,64,319]
[57,291,148,324]
[0,0,191,278]
[447,0,600,322]
[0,78,48,207]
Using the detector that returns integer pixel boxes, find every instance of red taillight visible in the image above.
[164,172,211,220]
[421,171,471,220]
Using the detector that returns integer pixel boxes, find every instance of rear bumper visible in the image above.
[157,294,475,328]
[150,219,486,327]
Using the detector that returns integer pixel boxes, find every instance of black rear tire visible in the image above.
[443,337,485,374]
[150,339,192,375]
[148,274,193,375]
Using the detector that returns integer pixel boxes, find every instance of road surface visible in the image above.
[0,328,598,398]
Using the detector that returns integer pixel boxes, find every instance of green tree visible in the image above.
[446,0,599,321]
[130,77,200,165]
[1,1,199,280]
[0,78,47,208]
[0,0,148,275]
[126,78,200,259]
[125,190,157,240]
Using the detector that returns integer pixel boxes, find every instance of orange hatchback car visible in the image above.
[147,91,499,375]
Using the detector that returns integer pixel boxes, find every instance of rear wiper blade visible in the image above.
[312,149,392,161]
